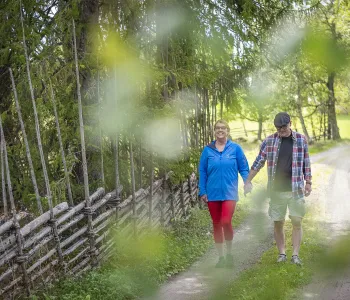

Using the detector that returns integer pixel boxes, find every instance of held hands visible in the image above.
[244,181,253,197]
[200,194,208,204]
[305,183,312,197]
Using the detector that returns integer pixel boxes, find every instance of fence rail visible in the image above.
[0,174,199,299]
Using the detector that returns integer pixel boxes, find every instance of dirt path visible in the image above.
[146,144,350,300]
[147,200,274,300]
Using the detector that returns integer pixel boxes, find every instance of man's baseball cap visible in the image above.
[274,112,290,127]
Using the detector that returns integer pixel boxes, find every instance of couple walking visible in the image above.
[199,112,312,268]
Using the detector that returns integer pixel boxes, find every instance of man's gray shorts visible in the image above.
[268,191,306,221]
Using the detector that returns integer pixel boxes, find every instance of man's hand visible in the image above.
[200,194,208,204]
[305,183,312,197]
[244,182,253,196]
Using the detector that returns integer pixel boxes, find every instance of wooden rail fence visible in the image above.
[0,174,199,299]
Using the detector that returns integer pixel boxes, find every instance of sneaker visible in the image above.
[215,256,226,268]
[291,255,302,266]
[225,254,234,268]
[277,254,287,263]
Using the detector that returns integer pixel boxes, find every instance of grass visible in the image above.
[337,114,350,139]
[213,216,325,300]
[308,139,339,155]
[31,195,252,300]
[30,208,212,300]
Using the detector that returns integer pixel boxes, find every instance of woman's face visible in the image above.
[214,122,228,140]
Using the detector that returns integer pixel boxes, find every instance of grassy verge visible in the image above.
[212,215,325,300]
[30,208,211,300]
[308,139,350,155]
[31,197,252,300]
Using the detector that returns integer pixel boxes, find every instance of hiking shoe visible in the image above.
[291,255,302,266]
[277,254,287,263]
[215,256,226,268]
[225,254,234,268]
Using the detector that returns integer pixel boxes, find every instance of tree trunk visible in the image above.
[310,117,316,140]
[9,68,42,213]
[195,85,199,147]
[77,0,99,105]
[129,140,137,237]
[97,70,105,187]
[139,138,142,189]
[73,19,90,203]
[21,2,65,266]
[257,111,263,141]
[156,0,169,101]
[220,94,224,120]
[48,79,74,207]
[202,89,206,147]
[73,19,96,266]
[205,89,211,142]
[295,66,310,142]
[148,152,153,226]
[115,133,120,196]
[327,72,341,140]
[1,138,7,216]
[242,120,248,137]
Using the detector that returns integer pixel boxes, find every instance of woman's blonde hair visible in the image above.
[214,119,230,132]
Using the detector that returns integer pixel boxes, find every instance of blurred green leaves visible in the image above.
[301,27,349,72]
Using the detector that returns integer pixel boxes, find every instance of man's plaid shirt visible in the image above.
[251,130,312,199]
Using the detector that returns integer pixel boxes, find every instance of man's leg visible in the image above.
[290,216,303,256]
[274,220,286,255]
[269,192,288,259]
[288,196,306,265]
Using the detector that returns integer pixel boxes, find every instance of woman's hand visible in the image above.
[244,182,253,196]
[200,194,208,204]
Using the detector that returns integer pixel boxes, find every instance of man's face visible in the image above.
[276,122,291,137]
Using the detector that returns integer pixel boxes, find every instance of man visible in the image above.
[244,112,312,265]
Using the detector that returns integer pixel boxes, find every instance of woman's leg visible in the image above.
[208,201,224,258]
[221,200,237,255]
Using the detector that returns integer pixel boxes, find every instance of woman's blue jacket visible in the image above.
[198,140,249,201]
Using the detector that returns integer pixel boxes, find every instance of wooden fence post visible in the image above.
[1,138,7,216]
[180,181,187,218]
[0,116,31,296]
[148,152,154,226]
[187,175,195,207]
[168,180,175,221]
[130,140,137,238]
[112,133,121,222]
[72,19,96,268]
[160,175,166,226]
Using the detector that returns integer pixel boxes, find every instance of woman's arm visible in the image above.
[198,148,208,197]
[236,145,250,183]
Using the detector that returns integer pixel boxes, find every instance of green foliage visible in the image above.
[167,148,201,185]
[31,208,213,300]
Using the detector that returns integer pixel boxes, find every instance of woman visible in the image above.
[199,119,250,268]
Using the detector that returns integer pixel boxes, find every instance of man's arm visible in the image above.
[246,169,259,183]
[303,137,312,197]
[244,140,267,195]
